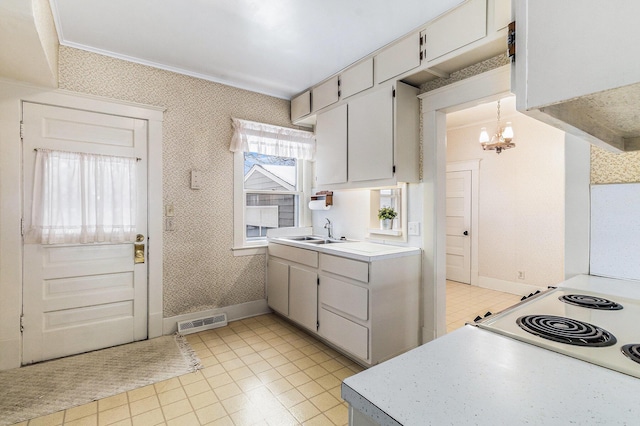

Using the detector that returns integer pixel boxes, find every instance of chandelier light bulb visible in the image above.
[503,122,514,140]
[479,127,490,143]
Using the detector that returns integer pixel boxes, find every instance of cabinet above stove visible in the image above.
[512,0,640,152]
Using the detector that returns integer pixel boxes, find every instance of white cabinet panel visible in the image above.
[375,33,421,83]
[348,86,394,182]
[320,254,369,283]
[319,308,368,360]
[268,244,318,268]
[312,76,339,112]
[423,0,487,62]
[320,276,368,321]
[340,58,373,99]
[291,90,311,121]
[289,266,318,332]
[315,104,347,186]
[267,259,289,316]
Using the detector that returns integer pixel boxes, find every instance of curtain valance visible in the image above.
[230,118,316,160]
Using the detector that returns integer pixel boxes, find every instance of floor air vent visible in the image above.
[177,313,227,335]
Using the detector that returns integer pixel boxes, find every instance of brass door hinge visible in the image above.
[508,21,516,62]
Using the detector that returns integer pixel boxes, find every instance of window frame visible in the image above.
[232,150,312,255]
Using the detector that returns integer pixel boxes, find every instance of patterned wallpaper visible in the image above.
[419,54,510,93]
[590,145,640,184]
[58,46,292,317]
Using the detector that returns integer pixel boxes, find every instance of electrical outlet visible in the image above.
[408,221,420,236]
[165,217,175,231]
[517,271,525,280]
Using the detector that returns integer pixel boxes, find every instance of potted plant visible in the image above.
[378,206,397,230]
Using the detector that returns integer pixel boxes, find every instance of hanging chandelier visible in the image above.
[479,99,515,154]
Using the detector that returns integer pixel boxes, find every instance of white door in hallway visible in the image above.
[21,102,148,364]
[446,170,471,284]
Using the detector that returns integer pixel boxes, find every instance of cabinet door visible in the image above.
[315,104,347,185]
[375,33,421,84]
[340,58,373,99]
[267,259,289,316]
[291,90,311,121]
[312,76,339,112]
[348,86,394,182]
[289,266,318,332]
[423,0,487,62]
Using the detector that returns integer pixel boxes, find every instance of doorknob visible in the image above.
[134,234,145,264]
[463,231,469,236]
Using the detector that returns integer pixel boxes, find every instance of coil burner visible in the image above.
[559,294,623,310]
[516,315,617,347]
[622,344,640,365]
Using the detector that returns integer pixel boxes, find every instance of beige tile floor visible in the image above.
[14,314,363,426]
[16,285,521,426]
[446,280,522,333]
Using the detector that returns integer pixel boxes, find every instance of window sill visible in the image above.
[232,244,267,256]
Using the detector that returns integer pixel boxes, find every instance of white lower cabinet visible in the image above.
[288,266,318,332]
[267,242,420,366]
[267,258,289,316]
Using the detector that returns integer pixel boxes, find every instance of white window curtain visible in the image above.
[230,118,316,160]
[27,149,137,245]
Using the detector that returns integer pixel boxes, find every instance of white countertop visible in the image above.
[268,238,421,262]
[342,325,640,425]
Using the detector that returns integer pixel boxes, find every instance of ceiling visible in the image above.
[447,95,517,129]
[49,0,464,99]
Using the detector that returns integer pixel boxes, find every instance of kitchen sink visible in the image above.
[305,239,344,244]
[284,236,324,241]
[279,236,346,244]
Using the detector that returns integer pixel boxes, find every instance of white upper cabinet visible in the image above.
[315,82,418,190]
[312,76,339,112]
[348,82,419,186]
[315,104,348,186]
[375,33,422,84]
[513,0,640,151]
[340,58,374,99]
[291,90,311,121]
[348,86,394,182]
[423,0,487,62]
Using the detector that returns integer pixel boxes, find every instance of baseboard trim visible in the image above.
[162,299,271,335]
[478,276,547,296]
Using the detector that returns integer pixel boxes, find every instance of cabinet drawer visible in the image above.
[269,244,318,268]
[319,308,368,360]
[320,254,368,283]
[320,275,368,321]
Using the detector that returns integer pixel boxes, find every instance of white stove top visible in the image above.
[476,275,640,379]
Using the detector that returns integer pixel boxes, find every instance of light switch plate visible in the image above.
[190,169,201,189]
[165,204,175,217]
[408,221,420,236]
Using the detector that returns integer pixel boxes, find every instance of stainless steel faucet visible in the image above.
[324,218,333,239]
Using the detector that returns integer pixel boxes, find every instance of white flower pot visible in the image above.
[380,219,392,230]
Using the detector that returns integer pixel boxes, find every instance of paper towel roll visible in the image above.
[308,200,330,211]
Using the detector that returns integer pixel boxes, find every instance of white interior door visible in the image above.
[446,170,471,284]
[21,102,148,364]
